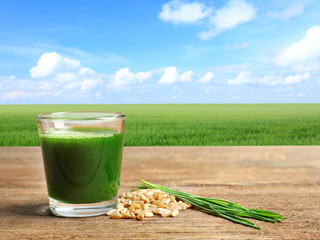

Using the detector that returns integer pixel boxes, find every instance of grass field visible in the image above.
[0,104,320,146]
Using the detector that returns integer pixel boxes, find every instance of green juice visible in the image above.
[39,129,123,204]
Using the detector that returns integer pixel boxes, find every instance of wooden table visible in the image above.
[0,147,319,239]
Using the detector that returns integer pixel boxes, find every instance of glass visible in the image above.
[37,111,125,217]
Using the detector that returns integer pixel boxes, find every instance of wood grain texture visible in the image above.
[0,146,319,239]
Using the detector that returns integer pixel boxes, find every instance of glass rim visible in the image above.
[37,111,126,120]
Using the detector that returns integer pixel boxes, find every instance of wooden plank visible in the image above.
[0,146,319,239]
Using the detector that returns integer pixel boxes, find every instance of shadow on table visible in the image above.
[4,202,54,217]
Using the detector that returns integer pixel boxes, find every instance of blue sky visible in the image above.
[0,0,320,104]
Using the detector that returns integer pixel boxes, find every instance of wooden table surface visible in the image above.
[0,146,319,240]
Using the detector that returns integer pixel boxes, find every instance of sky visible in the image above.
[0,0,320,104]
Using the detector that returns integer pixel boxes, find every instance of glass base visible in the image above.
[49,197,117,217]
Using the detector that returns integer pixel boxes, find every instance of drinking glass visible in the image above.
[37,111,125,217]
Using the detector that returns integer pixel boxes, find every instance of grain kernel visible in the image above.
[116,203,124,211]
[171,210,179,217]
[124,200,132,207]
[167,204,179,212]
[132,202,140,210]
[153,207,165,215]
[134,208,143,215]
[178,201,187,210]
[110,210,122,219]
[153,200,165,208]
[164,198,171,205]
[161,209,172,218]
[126,193,133,198]
[107,209,117,216]
[111,189,190,220]
[143,203,150,210]
[120,208,129,215]
[145,190,154,197]
[139,189,147,194]
[143,210,154,217]
[122,212,130,219]
[140,195,147,202]
[129,205,135,213]
[137,201,144,209]
[154,192,161,200]
[137,212,144,221]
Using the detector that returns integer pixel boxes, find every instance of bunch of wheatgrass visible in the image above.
[136,179,286,229]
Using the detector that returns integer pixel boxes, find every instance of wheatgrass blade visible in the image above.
[137,179,286,229]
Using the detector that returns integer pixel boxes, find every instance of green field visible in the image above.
[0,104,320,146]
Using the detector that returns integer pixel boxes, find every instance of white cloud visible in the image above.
[30,52,80,78]
[55,73,77,83]
[268,3,304,20]
[274,26,320,67]
[283,72,310,84]
[64,82,79,89]
[183,46,213,59]
[210,62,250,74]
[159,68,197,84]
[29,52,104,92]
[38,82,58,90]
[135,71,152,80]
[198,0,256,40]
[226,42,249,49]
[159,66,178,84]
[227,71,311,85]
[159,0,256,40]
[179,70,194,82]
[198,71,214,83]
[211,0,256,31]
[109,68,152,89]
[293,61,320,72]
[159,0,212,24]
[259,75,282,86]
[95,91,102,100]
[81,78,103,91]
[297,93,305,97]
[227,71,254,85]
[259,73,310,85]
[2,91,31,100]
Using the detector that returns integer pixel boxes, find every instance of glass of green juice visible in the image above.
[37,111,125,217]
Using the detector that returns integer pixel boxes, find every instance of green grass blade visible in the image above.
[138,179,286,230]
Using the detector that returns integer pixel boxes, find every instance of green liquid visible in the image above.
[40,129,123,204]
